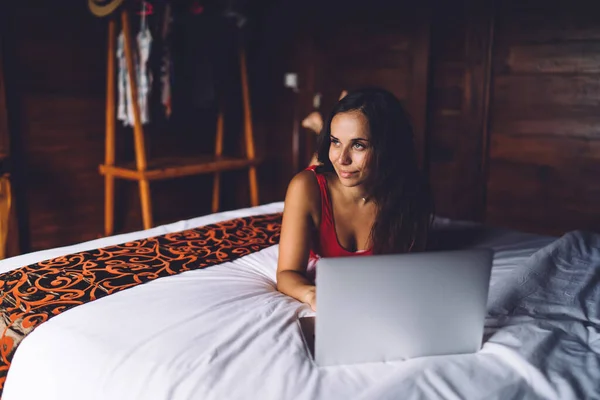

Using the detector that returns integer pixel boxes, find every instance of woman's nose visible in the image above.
[338,147,352,165]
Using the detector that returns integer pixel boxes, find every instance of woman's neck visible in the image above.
[330,175,370,205]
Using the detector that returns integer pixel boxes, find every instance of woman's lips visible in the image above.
[339,170,357,179]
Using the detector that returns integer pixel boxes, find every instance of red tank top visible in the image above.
[307,165,374,260]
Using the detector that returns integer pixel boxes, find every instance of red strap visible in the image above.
[306,166,332,225]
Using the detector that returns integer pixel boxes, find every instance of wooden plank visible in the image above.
[104,18,117,235]
[239,48,259,207]
[489,159,600,191]
[502,43,600,74]
[100,156,261,181]
[485,205,600,236]
[485,210,600,236]
[485,159,600,234]
[491,130,600,162]
[486,190,600,218]
[492,117,600,140]
[492,75,600,118]
[489,135,600,166]
[486,160,600,207]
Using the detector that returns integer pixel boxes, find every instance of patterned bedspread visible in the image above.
[0,213,282,394]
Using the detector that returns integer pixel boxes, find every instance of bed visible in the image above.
[0,201,599,400]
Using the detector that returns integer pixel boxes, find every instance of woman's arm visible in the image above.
[276,171,320,310]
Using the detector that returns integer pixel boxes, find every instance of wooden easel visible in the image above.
[99,9,260,236]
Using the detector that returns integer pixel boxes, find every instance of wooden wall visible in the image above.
[2,2,115,252]
[485,1,600,235]
[1,0,600,255]
[428,0,600,235]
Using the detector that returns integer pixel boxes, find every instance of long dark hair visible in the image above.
[316,87,433,254]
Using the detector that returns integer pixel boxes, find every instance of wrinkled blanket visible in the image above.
[359,230,600,400]
[485,230,600,399]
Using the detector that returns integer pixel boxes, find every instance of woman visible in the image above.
[276,87,433,311]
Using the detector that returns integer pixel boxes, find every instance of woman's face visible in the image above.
[328,110,372,187]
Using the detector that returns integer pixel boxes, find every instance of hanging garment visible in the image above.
[136,25,153,124]
[160,3,173,118]
[116,9,153,127]
[116,31,130,125]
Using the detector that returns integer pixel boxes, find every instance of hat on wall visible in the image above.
[88,0,125,17]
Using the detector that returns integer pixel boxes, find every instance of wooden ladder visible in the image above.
[100,9,260,236]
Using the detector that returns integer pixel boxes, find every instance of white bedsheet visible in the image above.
[1,202,597,400]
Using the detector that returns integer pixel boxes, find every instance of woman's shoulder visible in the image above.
[293,165,337,191]
[284,168,323,214]
[287,169,320,197]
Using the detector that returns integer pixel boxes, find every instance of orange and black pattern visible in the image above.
[0,213,282,394]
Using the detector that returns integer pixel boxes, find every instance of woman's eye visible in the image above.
[353,142,366,150]
[330,138,340,146]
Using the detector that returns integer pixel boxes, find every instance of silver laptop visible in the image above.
[299,249,493,366]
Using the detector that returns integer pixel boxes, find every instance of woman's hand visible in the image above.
[303,287,317,311]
